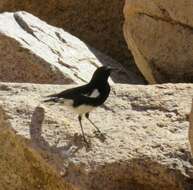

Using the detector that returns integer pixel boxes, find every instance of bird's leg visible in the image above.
[85,113,102,134]
[78,115,88,145]
[85,113,106,142]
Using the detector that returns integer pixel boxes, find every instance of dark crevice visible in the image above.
[138,12,193,33]
[14,12,37,39]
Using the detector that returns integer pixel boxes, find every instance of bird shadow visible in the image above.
[29,106,93,157]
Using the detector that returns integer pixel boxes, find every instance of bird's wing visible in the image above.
[43,84,104,107]
[73,94,101,107]
[72,88,104,107]
[43,84,90,102]
[74,84,110,107]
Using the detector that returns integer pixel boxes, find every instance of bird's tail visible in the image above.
[43,98,56,103]
[42,93,59,103]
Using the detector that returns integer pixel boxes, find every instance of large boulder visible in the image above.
[1,82,193,190]
[123,0,193,84]
[0,105,75,190]
[189,100,193,155]
[0,0,131,67]
[0,11,134,84]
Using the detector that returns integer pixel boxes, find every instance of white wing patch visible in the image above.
[85,89,100,98]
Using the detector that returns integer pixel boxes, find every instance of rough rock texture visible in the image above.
[189,100,193,155]
[0,0,132,67]
[0,105,75,190]
[0,11,137,84]
[1,82,193,190]
[123,0,193,84]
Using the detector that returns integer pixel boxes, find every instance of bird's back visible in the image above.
[49,84,89,99]
[44,82,110,108]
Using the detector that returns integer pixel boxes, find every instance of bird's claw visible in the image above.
[83,138,91,150]
[93,130,107,142]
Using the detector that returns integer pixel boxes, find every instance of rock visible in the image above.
[0,11,133,84]
[0,0,131,67]
[189,99,193,155]
[1,82,193,189]
[123,0,193,83]
[0,105,75,190]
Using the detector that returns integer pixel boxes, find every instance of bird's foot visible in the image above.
[93,130,107,142]
[82,136,92,150]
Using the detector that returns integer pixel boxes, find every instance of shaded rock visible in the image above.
[123,0,193,83]
[0,105,75,190]
[0,11,133,84]
[1,82,193,189]
[0,0,131,67]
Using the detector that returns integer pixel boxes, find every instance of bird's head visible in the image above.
[90,66,116,84]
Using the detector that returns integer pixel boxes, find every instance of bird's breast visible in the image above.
[59,99,74,107]
[73,104,95,114]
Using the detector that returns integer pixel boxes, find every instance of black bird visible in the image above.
[44,66,114,145]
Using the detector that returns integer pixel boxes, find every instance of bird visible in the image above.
[43,66,115,145]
